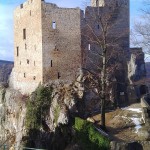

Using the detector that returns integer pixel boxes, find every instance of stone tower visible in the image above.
[84,0,130,101]
[11,0,82,94]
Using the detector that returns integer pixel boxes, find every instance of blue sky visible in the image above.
[0,0,144,61]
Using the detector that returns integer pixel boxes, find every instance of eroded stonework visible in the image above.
[11,0,129,94]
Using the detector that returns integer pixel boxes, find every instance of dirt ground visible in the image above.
[92,103,145,142]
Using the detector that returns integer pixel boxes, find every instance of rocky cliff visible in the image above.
[127,48,147,103]
[0,74,85,150]
[0,60,14,84]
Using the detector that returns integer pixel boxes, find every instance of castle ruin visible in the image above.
[11,0,129,94]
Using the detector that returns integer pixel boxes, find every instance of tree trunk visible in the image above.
[101,38,107,129]
[101,57,106,129]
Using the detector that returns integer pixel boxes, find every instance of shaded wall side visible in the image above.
[41,3,82,83]
[83,1,129,70]
[82,1,129,102]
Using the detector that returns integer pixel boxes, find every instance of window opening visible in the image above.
[33,76,36,80]
[25,43,27,50]
[20,4,23,9]
[23,28,26,40]
[52,22,56,29]
[58,72,61,79]
[88,44,91,50]
[51,60,53,67]
[27,59,29,64]
[17,47,19,56]
[24,73,26,78]
[96,0,99,7]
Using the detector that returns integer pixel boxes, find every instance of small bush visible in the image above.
[54,105,60,126]
[74,117,110,150]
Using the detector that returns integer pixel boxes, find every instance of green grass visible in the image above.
[74,117,110,150]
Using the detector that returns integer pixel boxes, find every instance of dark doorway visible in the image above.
[139,85,148,95]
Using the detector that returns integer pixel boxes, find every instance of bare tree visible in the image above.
[133,0,150,55]
[82,0,129,129]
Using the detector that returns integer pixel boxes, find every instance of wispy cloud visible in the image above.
[0,4,14,61]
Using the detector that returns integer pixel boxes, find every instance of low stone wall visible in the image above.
[141,95,150,125]
[110,141,150,150]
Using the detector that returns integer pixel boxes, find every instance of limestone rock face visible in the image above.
[128,48,146,83]
[0,84,26,149]
[49,74,85,130]
[138,127,150,141]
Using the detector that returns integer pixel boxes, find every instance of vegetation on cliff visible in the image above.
[24,85,109,150]
[74,117,110,150]
[26,85,53,129]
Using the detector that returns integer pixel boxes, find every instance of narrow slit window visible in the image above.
[23,28,26,40]
[24,73,26,78]
[33,76,36,80]
[27,59,29,64]
[30,10,32,16]
[88,44,91,50]
[52,22,56,29]
[58,72,61,79]
[51,60,53,67]
[97,24,100,29]
[17,47,19,56]
[20,61,21,65]
[34,61,35,66]
[25,43,27,50]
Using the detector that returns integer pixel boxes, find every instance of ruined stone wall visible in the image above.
[91,0,105,7]
[12,0,130,95]
[41,2,83,83]
[12,0,43,94]
[82,0,129,101]
[83,0,129,71]
[91,0,128,7]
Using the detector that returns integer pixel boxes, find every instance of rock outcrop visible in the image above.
[110,141,150,150]
[0,74,85,150]
[128,48,146,84]
[0,84,26,149]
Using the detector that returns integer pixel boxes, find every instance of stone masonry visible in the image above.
[11,0,130,94]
